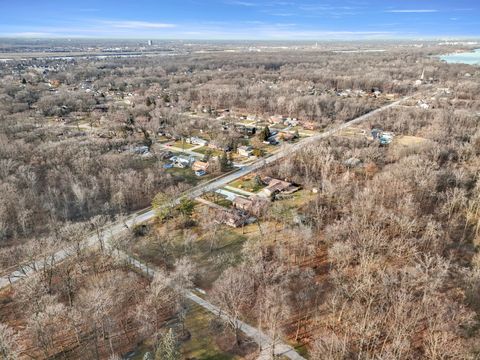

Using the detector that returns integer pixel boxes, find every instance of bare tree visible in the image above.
[211,266,255,346]
[0,323,19,360]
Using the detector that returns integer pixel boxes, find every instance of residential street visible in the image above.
[0,94,413,359]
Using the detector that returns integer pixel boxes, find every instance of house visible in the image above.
[235,124,256,136]
[371,87,382,97]
[174,155,194,168]
[371,128,394,145]
[279,132,295,141]
[215,208,251,227]
[379,132,394,145]
[238,145,253,157]
[158,151,173,160]
[232,196,254,212]
[132,145,149,155]
[417,100,430,110]
[299,120,317,130]
[258,177,300,198]
[232,195,268,214]
[284,118,299,127]
[269,115,285,124]
[209,141,231,152]
[186,136,208,146]
[192,160,209,173]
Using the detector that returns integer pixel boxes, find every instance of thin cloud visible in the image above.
[4,32,54,37]
[225,1,259,6]
[102,20,176,29]
[386,9,438,13]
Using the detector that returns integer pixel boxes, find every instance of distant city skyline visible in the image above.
[0,0,479,40]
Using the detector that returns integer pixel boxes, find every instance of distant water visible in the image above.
[439,49,480,65]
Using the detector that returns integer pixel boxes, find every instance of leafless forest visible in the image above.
[1,41,480,359]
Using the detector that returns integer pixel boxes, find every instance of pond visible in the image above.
[439,49,480,65]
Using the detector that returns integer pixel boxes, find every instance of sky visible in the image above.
[0,0,479,40]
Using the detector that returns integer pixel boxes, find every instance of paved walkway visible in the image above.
[215,188,238,201]
[0,95,418,359]
[224,185,256,197]
[0,94,413,288]
[121,252,305,360]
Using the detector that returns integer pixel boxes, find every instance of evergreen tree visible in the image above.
[152,192,173,221]
[220,151,229,171]
[260,126,271,141]
[176,197,195,218]
[202,149,212,162]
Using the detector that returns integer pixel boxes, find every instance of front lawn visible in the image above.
[173,140,196,149]
[229,175,265,193]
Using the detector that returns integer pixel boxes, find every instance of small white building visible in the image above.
[174,155,195,168]
[417,100,430,110]
[186,136,208,146]
[238,145,253,157]
[284,118,299,127]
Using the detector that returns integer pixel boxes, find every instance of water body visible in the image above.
[439,49,480,65]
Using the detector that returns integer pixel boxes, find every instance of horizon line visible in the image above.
[1,36,480,41]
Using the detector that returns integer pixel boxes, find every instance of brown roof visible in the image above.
[214,208,249,227]
[192,161,209,172]
[266,179,291,192]
[233,196,253,210]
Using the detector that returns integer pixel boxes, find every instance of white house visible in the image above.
[238,145,253,157]
[174,155,195,168]
[186,136,208,146]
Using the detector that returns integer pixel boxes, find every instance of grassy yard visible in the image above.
[132,219,248,289]
[185,228,248,289]
[203,192,233,207]
[228,175,265,193]
[278,189,314,208]
[164,167,199,184]
[173,140,196,149]
[258,143,279,155]
[155,135,173,143]
[129,299,251,360]
[194,146,225,157]
[181,302,244,359]
[164,166,219,186]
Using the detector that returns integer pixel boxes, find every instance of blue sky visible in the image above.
[0,0,479,40]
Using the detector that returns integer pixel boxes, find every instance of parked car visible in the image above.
[195,170,206,177]
[163,163,174,169]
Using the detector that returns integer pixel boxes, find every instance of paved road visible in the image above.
[0,95,412,358]
[0,95,410,288]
